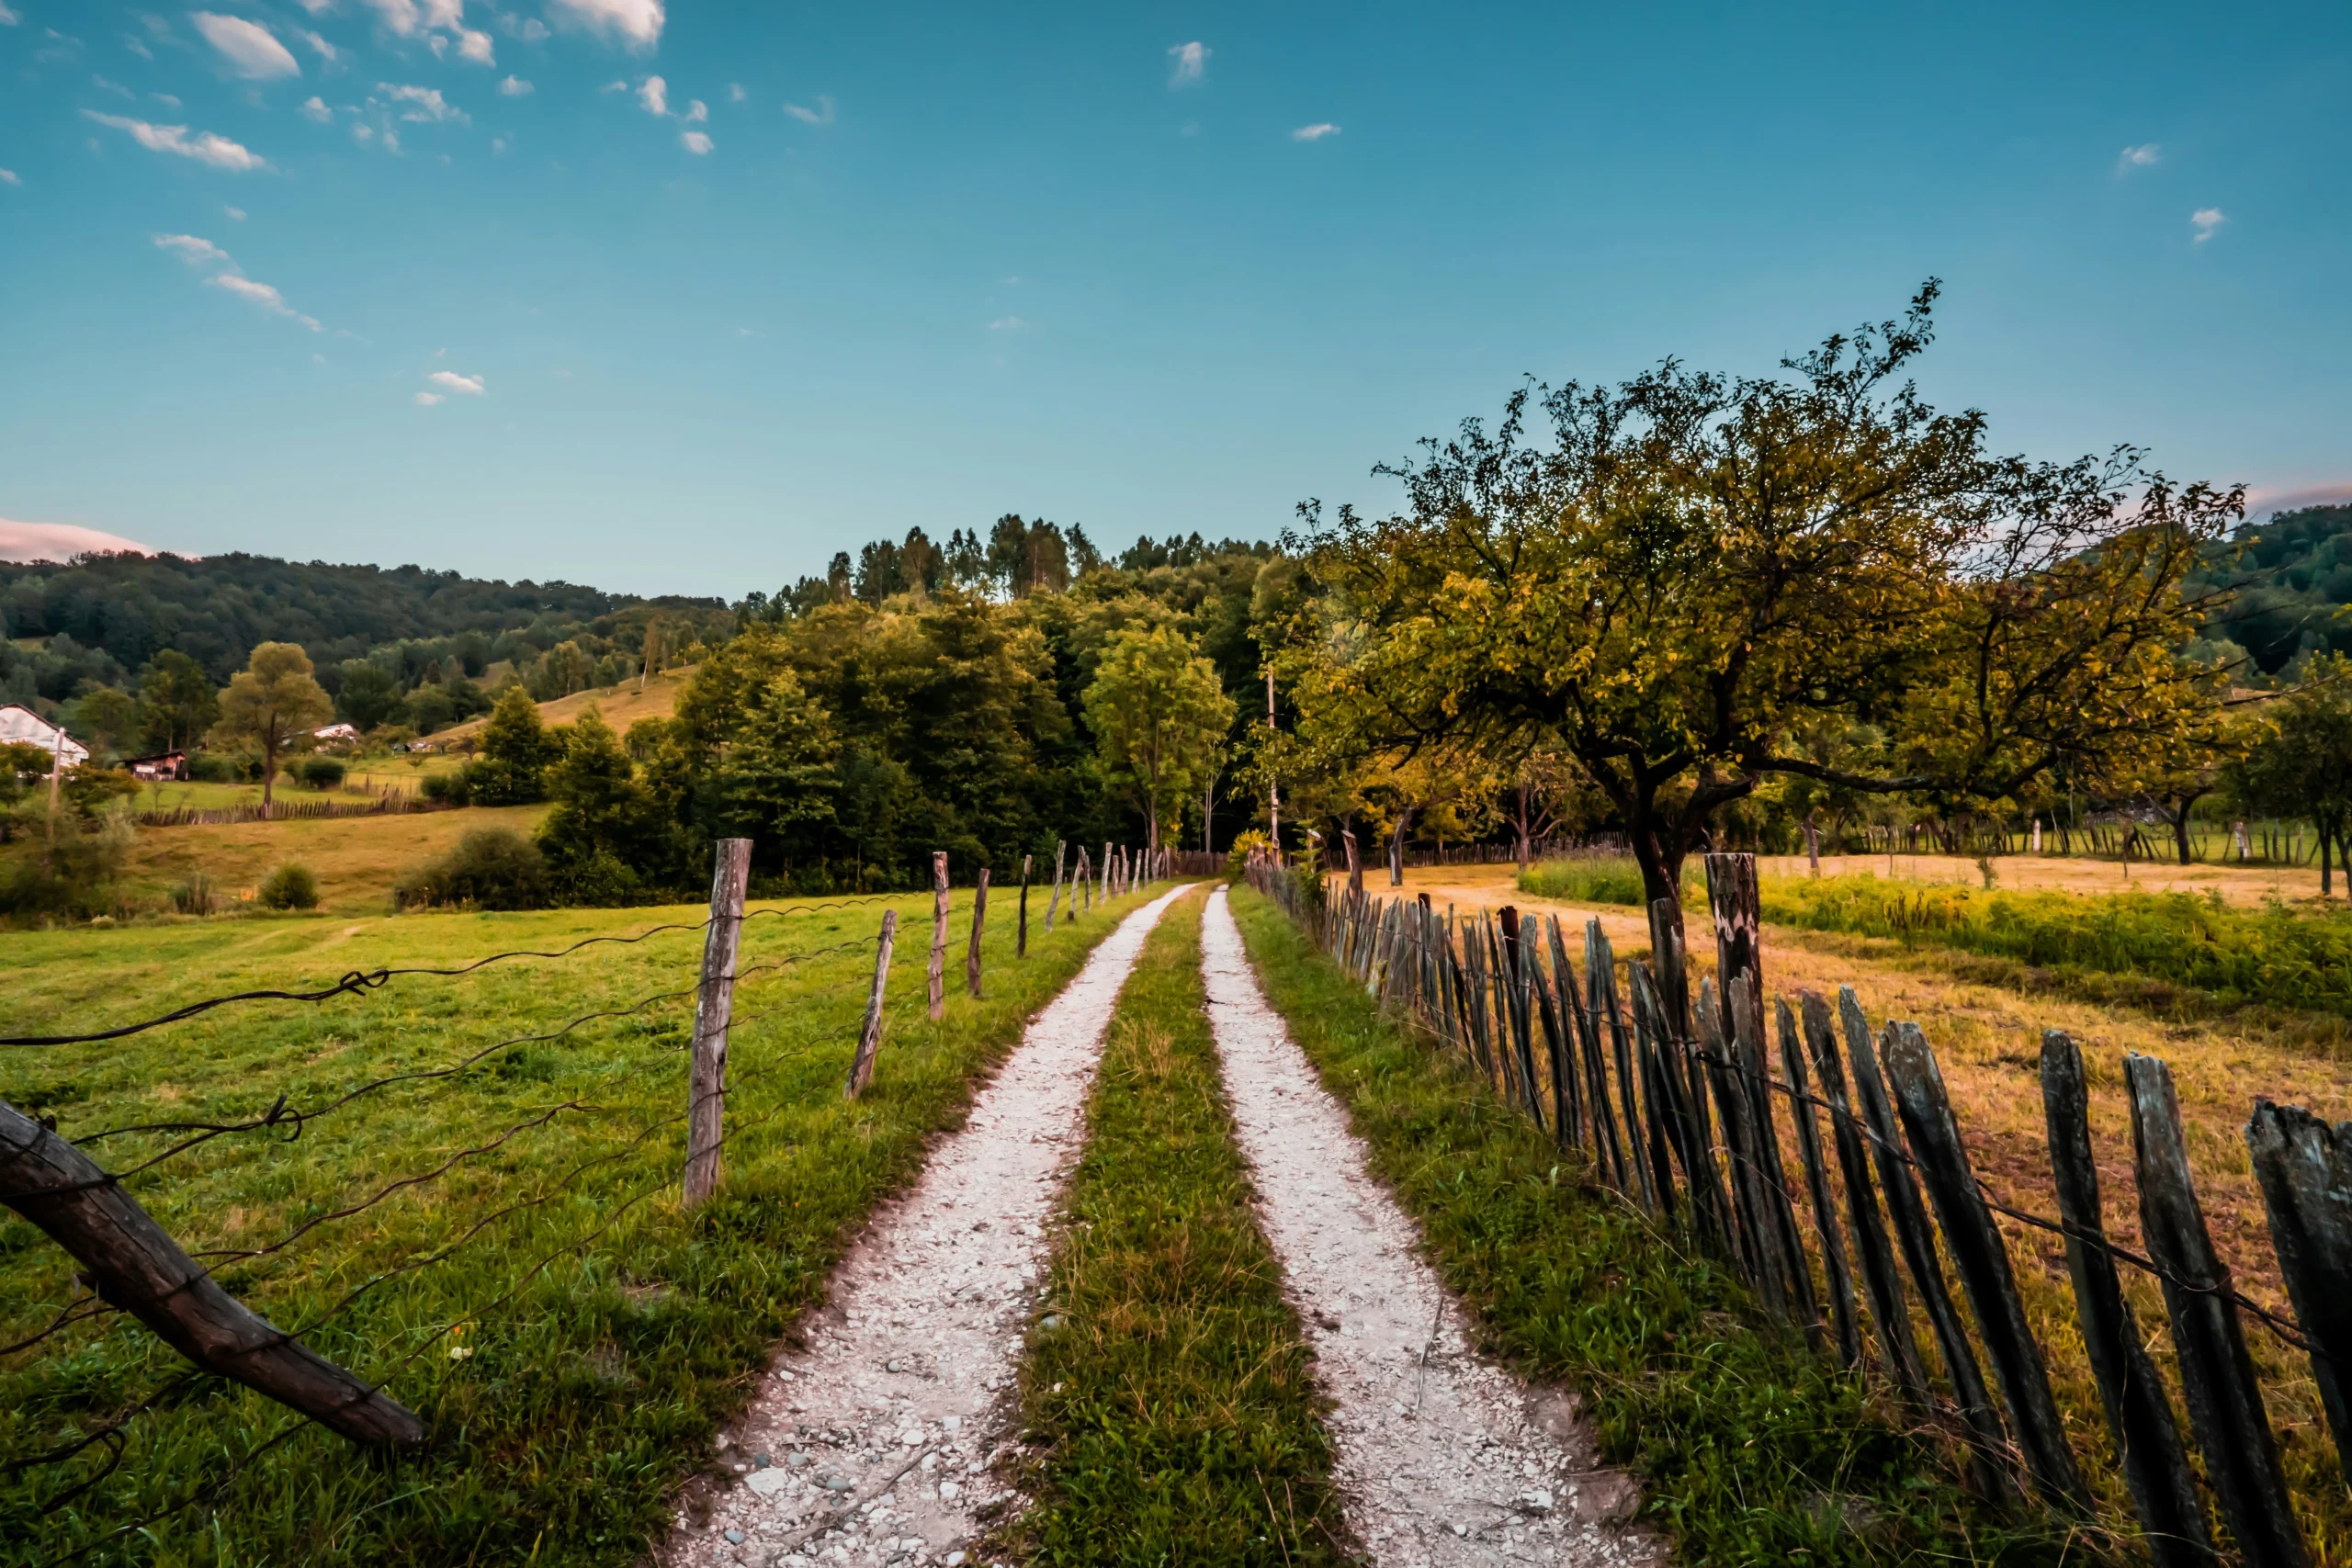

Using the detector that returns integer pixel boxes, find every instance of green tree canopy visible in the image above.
[1083,626,1237,853]
[137,649,220,752]
[470,684,560,805]
[1277,284,2240,925]
[2224,656,2352,896]
[209,641,332,806]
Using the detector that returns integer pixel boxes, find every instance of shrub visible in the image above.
[1518,853,1699,907]
[420,766,473,807]
[396,828,551,910]
[299,758,346,790]
[258,863,320,910]
[186,750,239,784]
[170,872,220,916]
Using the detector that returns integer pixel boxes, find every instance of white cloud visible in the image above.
[501,12,549,41]
[2191,206,2226,243]
[295,28,339,62]
[92,74,135,98]
[361,0,424,35]
[601,79,628,93]
[293,0,334,13]
[491,134,507,153]
[224,204,246,220]
[637,73,666,116]
[414,390,444,406]
[1167,40,1207,86]
[987,316,1025,331]
[123,34,155,60]
[211,273,323,331]
[154,231,237,268]
[498,73,532,95]
[547,0,662,48]
[728,82,745,103]
[152,92,182,108]
[2118,142,2161,172]
[457,27,493,62]
[683,98,707,123]
[427,369,485,393]
[0,169,17,186]
[193,13,301,79]
[0,4,19,25]
[784,95,833,125]
[679,130,711,154]
[300,95,333,121]
[1291,122,1340,141]
[379,83,468,123]
[0,520,160,562]
[83,111,266,170]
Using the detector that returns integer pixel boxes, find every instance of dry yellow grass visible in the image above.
[435,663,698,746]
[1757,849,2335,906]
[1373,863,2352,1554]
[121,803,549,912]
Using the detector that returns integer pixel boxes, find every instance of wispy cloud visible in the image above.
[2117,142,2161,172]
[727,82,745,103]
[679,130,711,154]
[213,273,323,331]
[637,73,667,116]
[988,316,1026,331]
[0,4,19,25]
[300,95,333,122]
[428,369,486,394]
[1167,40,1208,86]
[379,83,468,124]
[414,390,444,406]
[498,74,532,96]
[0,520,160,562]
[683,98,707,123]
[83,111,266,170]
[0,169,19,186]
[192,12,301,79]
[785,95,834,125]
[295,28,338,62]
[2191,206,2225,243]
[547,0,663,49]
[224,205,246,220]
[1290,122,1340,141]
[152,92,182,108]
[154,232,237,268]
[92,73,134,98]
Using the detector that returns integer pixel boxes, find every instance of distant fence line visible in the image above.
[1249,848,2349,1565]
[133,791,440,829]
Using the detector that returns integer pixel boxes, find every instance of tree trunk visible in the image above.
[1389,807,1413,887]
[2324,821,2335,898]
[261,737,277,807]
[2174,805,2194,865]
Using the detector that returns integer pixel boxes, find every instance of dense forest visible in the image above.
[2186,503,2352,673]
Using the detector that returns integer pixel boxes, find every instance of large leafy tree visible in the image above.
[2224,656,2352,896]
[1279,284,2240,929]
[138,649,220,752]
[1084,626,1237,853]
[470,684,560,805]
[209,641,332,806]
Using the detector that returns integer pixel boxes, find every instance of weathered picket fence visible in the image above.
[1245,849,2350,1566]
[133,792,435,829]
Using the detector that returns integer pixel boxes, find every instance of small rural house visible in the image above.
[0,705,89,767]
[124,750,190,781]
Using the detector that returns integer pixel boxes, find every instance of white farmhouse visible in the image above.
[0,705,89,767]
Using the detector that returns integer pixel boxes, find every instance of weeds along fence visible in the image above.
[1246,849,2352,1566]
[132,793,441,829]
[0,835,1175,1559]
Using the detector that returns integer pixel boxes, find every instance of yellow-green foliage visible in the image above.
[1516,855,1698,908]
[1763,874,2352,1018]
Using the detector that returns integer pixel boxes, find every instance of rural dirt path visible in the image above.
[661,883,1198,1568]
[1200,887,1662,1568]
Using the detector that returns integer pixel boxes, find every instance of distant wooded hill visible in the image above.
[2193,503,2352,673]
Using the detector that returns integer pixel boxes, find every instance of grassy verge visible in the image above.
[1758,874,2352,1021]
[1226,886,2075,1566]
[1,880,1159,1567]
[1518,856,1697,908]
[997,891,1352,1568]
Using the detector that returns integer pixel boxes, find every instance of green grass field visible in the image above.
[996,892,1351,1566]
[1223,887,2078,1567]
[1,877,1154,1567]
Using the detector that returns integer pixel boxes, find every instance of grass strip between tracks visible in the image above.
[996,889,1353,1568]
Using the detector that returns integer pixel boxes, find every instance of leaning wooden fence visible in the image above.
[1245,848,2349,1565]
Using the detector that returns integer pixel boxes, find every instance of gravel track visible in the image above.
[661,885,1198,1568]
[1201,887,1663,1568]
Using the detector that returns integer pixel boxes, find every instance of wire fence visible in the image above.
[1250,848,2351,1567]
[0,834,1182,1563]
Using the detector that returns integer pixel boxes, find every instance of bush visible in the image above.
[299,758,346,790]
[187,750,240,784]
[1517,853,1698,907]
[257,863,320,910]
[420,765,473,807]
[170,872,220,916]
[395,828,551,910]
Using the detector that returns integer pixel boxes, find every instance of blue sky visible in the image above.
[2,1,2346,597]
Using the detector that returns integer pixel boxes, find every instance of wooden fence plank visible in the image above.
[684,838,752,1207]
[1780,996,1863,1370]
[2245,1099,2352,1489]
[2128,1054,2312,1568]
[2042,1032,2216,1565]
[844,910,899,1099]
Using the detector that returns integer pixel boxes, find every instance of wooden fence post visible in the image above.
[1017,854,1032,957]
[1046,840,1065,931]
[2246,1099,2352,1487]
[2128,1054,2312,1568]
[844,910,898,1098]
[1839,991,2015,1498]
[2042,1032,2215,1564]
[684,837,752,1207]
[1779,996,1862,1369]
[1100,841,1112,905]
[0,1100,427,1447]
[967,867,989,998]
[1885,1021,2089,1512]
[927,851,949,1021]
